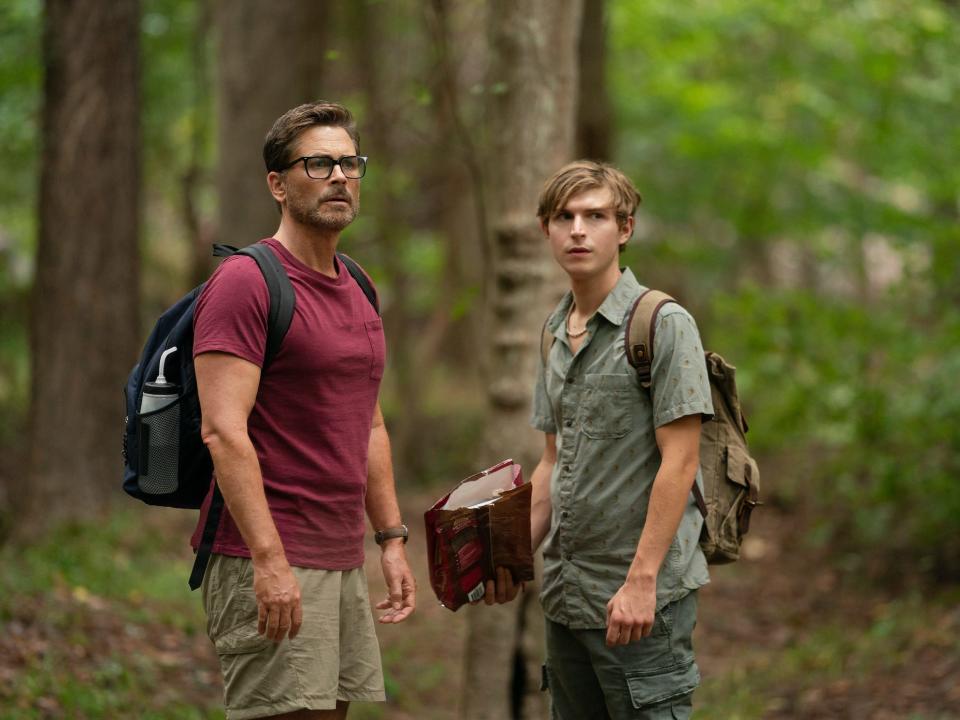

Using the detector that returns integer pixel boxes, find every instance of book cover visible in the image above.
[424,459,535,611]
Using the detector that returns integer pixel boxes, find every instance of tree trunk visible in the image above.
[577,0,613,161]
[214,0,327,249]
[463,2,583,718]
[421,0,488,375]
[23,0,141,534]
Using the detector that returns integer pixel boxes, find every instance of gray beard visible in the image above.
[287,197,357,232]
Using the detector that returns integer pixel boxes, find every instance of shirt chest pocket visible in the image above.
[578,373,634,439]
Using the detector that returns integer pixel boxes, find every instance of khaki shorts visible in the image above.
[202,554,385,720]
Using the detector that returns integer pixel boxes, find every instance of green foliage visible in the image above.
[711,287,960,570]
[611,0,960,578]
[3,657,222,719]
[140,0,216,306]
[0,509,221,718]
[696,590,960,718]
[0,0,40,444]
[0,0,41,265]
[142,0,215,192]
[611,0,960,301]
[707,287,879,454]
[0,509,201,623]
[611,0,960,234]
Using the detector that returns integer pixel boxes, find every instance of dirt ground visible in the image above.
[367,496,960,719]
[694,508,960,719]
[2,495,957,719]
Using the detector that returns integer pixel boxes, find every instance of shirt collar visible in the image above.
[596,267,643,326]
[546,268,644,338]
[547,293,574,340]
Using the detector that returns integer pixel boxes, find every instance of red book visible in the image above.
[424,459,535,611]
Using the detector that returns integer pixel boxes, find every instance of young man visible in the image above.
[191,102,415,720]
[526,161,713,719]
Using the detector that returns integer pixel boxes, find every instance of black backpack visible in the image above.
[122,242,378,588]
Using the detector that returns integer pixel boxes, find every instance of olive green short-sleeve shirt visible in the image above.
[530,268,713,629]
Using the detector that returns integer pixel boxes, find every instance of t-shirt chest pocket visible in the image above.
[579,373,634,439]
[364,318,385,380]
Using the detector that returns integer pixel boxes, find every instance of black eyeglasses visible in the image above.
[282,155,368,179]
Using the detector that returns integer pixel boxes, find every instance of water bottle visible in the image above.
[138,347,180,495]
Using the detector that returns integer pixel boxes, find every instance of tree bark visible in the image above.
[421,0,488,374]
[214,0,327,249]
[577,0,613,161]
[463,2,583,718]
[23,0,142,533]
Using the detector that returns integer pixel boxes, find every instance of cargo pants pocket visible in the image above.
[205,556,271,656]
[624,660,699,713]
[610,593,700,718]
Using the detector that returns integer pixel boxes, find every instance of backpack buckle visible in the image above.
[631,343,653,386]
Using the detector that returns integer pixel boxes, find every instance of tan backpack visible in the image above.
[540,289,761,564]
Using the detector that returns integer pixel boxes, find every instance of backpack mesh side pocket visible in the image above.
[137,397,182,496]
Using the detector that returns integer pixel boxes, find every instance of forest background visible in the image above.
[0,0,958,718]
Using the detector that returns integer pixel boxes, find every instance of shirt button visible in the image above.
[564,419,573,427]
[565,377,574,384]
[564,552,573,561]
[561,511,569,519]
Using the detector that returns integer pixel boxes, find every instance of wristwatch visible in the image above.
[375,524,409,545]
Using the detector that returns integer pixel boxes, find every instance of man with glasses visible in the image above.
[191,101,415,720]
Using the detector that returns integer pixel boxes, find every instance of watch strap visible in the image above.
[375,525,408,545]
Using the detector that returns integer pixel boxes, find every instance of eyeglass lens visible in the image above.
[304,156,366,179]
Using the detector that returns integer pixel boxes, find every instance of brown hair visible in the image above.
[263,101,360,172]
[536,160,642,228]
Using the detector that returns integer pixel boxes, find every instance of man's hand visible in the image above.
[376,541,416,623]
[481,567,524,605]
[253,555,303,642]
[605,576,656,647]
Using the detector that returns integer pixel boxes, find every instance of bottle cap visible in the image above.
[144,379,179,396]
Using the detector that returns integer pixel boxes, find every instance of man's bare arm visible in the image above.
[605,414,701,646]
[195,351,301,642]
[365,401,416,623]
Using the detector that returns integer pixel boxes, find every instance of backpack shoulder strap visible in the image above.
[623,288,708,519]
[623,289,677,388]
[233,243,296,368]
[337,253,380,315]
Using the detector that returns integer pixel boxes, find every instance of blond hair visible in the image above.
[536,160,642,228]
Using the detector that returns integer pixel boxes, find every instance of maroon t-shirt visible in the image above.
[190,238,385,570]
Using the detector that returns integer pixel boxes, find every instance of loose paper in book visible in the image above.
[424,459,535,611]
